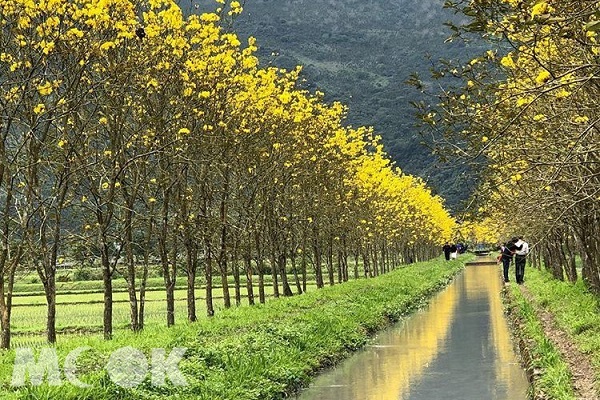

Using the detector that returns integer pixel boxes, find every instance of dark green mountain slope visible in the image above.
[183,0,481,209]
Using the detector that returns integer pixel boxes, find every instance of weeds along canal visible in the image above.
[297,262,529,400]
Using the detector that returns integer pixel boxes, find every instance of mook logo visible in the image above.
[11,346,188,388]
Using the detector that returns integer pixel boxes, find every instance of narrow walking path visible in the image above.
[297,261,529,400]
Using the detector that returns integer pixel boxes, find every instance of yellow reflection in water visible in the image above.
[299,264,529,400]
[347,274,460,400]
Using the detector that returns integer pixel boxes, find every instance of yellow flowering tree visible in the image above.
[415,0,600,291]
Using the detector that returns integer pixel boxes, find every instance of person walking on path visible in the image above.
[443,242,452,261]
[514,236,529,284]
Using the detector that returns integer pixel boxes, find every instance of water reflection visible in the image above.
[297,265,529,400]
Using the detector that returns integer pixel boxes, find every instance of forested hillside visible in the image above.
[181,0,481,209]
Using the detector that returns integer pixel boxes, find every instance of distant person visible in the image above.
[456,243,464,254]
[514,236,529,284]
[443,242,452,261]
[450,243,458,260]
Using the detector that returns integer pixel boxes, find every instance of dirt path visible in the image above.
[519,286,599,400]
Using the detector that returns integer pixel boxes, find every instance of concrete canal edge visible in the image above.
[502,283,545,400]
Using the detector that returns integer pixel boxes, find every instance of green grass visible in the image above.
[0,256,466,399]
[518,268,600,395]
[507,286,575,399]
[509,268,600,400]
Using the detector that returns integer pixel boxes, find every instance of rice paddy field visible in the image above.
[10,272,319,347]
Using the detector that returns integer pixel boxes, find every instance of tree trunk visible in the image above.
[0,255,17,349]
[101,243,113,340]
[186,244,197,322]
[301,234,308,293]
[139,216,154,330]
[124,205,140,332]
[564,235,578,283]
[579,228,600,294]
[139,263,148,330]
[45,275,57,344]
[337,251,343,284]
[326,239,334,286]
[363,250,370,278]
[312,242,324,288]
[162,231,177,327]
[244,254,255,305]
[269,254,280,298]
[291,250,302,294]
[204,240,215,317]
[0,311,10,349]
[220,263,231,308]
[278,253,293,296]
[372,246,379,277]
[232,252,241,307]
[257,257,266,304]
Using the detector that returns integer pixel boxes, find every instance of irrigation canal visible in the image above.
[297,259,529,400]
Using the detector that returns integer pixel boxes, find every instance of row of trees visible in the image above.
[414,0,599,290]
[0,0,455,348]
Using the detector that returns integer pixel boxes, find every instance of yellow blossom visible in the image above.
[100,42,116,51]
[34,104,46,114]
[531,2,552,18]
[37,81,53,96]
[500,54,515,68]
[535,70,551,84]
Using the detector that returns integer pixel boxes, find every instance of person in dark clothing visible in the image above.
[443,242,452,261]
[501,237,521,283]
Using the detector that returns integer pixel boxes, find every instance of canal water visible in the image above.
[297,263,529,400]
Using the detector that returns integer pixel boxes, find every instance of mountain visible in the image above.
[182,0,482,210]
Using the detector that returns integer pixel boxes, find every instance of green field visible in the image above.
[10,276,319,346]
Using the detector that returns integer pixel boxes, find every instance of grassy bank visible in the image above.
[505,267,600,399]
[0,257,466,400]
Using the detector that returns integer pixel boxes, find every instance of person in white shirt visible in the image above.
[513,236,529,284]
